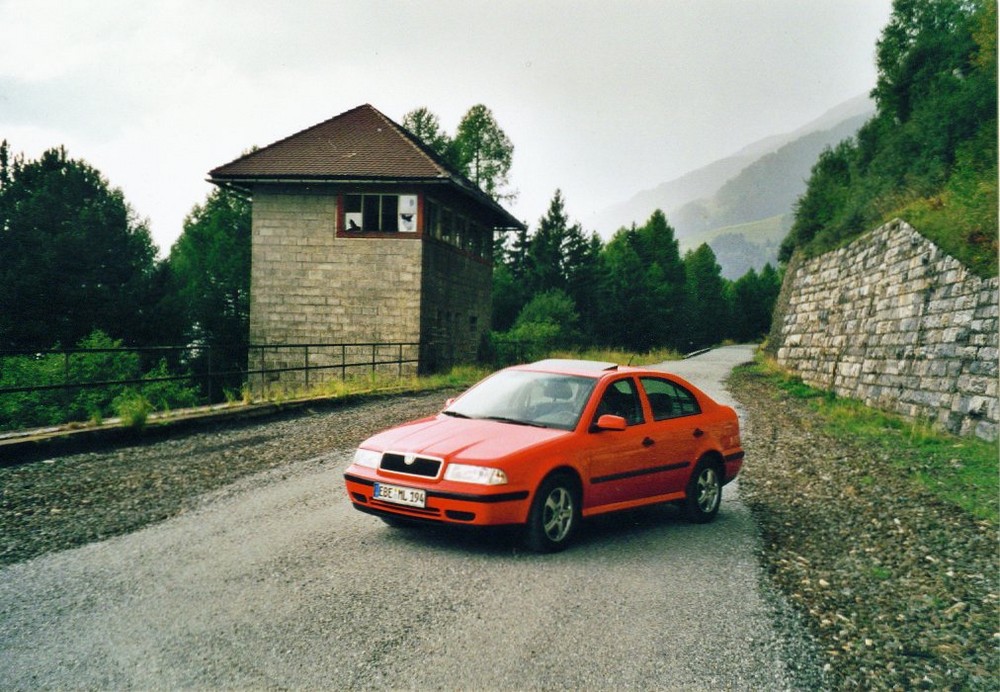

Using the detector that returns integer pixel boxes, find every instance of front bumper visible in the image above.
[343,469,531,526]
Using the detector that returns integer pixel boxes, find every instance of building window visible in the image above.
[426,201,441,239]
[344,194,404,232]
[441,208,453,243]
[423,198,493,262]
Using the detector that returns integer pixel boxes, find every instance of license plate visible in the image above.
[373,482,426,508]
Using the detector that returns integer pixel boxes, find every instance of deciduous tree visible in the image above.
[402,107,455,165]
[454,104,516,203]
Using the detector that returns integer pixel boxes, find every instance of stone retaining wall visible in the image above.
[767,219,998,441]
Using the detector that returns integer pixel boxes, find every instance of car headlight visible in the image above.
[353,448,382,469]
[443,463,508,485]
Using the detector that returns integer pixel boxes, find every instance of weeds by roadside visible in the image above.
[748,355,998,523]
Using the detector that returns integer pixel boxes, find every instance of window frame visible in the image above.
[639,376,702,421]
[593,377,646,427]
[339,192,419,235]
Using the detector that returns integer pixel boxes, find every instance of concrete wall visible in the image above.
[768,219,998,441]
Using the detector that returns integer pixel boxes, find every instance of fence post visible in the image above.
[341,345,346,381]
[207,347,213,402]
[398,343,403,378]
[259,345,266,398]
[304,345,310,391]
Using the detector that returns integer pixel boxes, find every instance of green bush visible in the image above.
[136,359,201,412]
[0,330,203,432]
[63,331,140,424]
[113,390,153,430]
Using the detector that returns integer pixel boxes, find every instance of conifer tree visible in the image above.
[0,144,157,349]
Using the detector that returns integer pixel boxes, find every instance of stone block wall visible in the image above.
[248,185,423,391]
[768,219,998,440]
[420,240,492,370]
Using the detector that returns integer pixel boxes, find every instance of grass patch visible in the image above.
[739,356,999,524]
[250,348,679,407]
[253,365,491,405]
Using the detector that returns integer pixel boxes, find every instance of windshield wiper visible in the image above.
[481,416,548,428]
[442,410,472,419]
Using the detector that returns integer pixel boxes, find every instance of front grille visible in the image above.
[379,452,442,478]
[445,510,476,521]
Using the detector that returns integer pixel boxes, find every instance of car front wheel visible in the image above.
[684,460,721,523]
[525,473,579,553]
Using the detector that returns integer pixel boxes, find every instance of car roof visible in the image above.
[516,359,623,377]
[515,358,688,379]
[510,359,708,399]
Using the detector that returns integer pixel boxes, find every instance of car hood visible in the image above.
[361,415,569,462]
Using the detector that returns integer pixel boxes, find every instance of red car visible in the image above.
[344,359,744,552]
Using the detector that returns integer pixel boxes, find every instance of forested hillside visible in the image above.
[781,0,997,277]
[492,192,781,357]
[670,112,872,237]
[588,96,876,279]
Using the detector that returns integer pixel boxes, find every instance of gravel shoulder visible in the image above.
[0,391,460,566]
[729,367,998,690]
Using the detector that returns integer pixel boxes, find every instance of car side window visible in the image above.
[640,377,702,420]
[594,378,644,426]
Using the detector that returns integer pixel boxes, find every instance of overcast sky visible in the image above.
[1,0,893,255]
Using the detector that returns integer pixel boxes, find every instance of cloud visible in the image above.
[0,0,893,252]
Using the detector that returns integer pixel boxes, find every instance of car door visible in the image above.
[583,376,660,509]
[636,376,703,494]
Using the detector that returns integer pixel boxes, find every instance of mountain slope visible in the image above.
[670,110,872,237]
[588,95,875,278]
[590,95,873,238]
[681,215,790,280]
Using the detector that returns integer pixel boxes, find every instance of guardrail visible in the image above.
[0,338,550,434]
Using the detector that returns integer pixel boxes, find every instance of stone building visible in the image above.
[209,104,524,389]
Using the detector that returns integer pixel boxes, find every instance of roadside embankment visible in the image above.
[730,366,997,690]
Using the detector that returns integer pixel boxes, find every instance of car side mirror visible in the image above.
[594,414,627,431]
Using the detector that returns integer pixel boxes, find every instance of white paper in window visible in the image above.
[345,212,363,231]
[398,195,417,232]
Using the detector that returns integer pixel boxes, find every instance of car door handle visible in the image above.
[693,428,704,438]
[642,437,655,447]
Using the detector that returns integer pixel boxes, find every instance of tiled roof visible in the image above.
[209,104,524,229]
[210,104,448,180]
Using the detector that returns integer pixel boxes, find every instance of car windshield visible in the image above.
[444,370,598,431]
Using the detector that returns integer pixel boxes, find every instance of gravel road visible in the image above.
[0,346,818,690]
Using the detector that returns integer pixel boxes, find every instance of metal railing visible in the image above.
[246,342,422,391]
[0,341,424,402]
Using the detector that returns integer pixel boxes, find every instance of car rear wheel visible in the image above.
[525,472,579,553]
[684,460,721,523]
